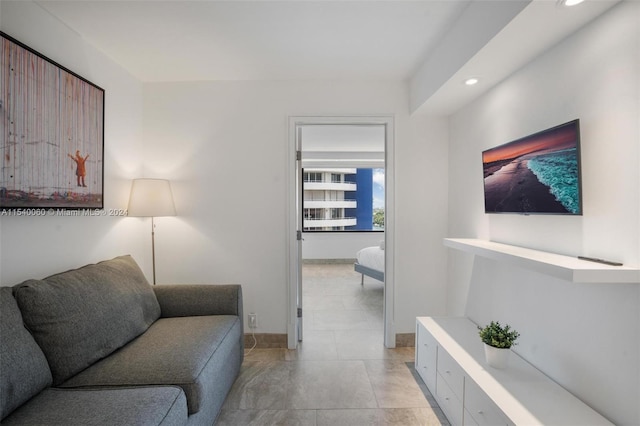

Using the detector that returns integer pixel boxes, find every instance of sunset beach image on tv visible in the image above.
[482,120,582,215]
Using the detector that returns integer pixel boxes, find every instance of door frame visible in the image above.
[286,115,396,349]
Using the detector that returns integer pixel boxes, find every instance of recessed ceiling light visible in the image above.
[561,0,584,6]
[464,78,479,86]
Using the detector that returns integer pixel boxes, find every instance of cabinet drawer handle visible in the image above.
[478,410,484,415]
[445,370,451,374]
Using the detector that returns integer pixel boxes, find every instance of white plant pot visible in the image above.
[484,343,510,369]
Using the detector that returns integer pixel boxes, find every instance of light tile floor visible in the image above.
[216,263,448,425]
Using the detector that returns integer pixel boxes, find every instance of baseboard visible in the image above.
[244,333,288,348]
[395,333,415,347]
[302,259,356,264]
[244,332,413,349]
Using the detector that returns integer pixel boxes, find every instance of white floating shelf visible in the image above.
[444,238,640,283]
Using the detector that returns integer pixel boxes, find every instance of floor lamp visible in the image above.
[128,178,176,285]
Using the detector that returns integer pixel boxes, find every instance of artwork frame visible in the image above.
[482,119,583,215]
[1,31,105,211]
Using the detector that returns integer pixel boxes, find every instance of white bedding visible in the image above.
[356,245,385,272]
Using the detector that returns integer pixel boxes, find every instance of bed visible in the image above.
[354,242,385,284]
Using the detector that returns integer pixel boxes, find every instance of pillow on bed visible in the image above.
[379,240,385,250]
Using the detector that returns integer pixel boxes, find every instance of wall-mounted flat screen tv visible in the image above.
[482,119,582,215]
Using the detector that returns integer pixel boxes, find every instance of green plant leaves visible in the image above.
[478,320,520,349]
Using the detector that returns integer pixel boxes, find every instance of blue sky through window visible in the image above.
[373,168,385,209]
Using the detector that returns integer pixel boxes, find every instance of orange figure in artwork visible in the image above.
[68,150,89,187]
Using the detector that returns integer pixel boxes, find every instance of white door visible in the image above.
[295,125,304,342]
[287,120,304,348]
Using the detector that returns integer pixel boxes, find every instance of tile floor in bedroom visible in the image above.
[216,262,449,426]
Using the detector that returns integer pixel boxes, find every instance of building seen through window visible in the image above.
[303,168,384,232]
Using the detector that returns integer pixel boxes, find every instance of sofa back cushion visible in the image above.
[0,287,53,420]
[13,255,161,385]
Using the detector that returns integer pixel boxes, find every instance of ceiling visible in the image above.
[300,124,386,168]
[302,125,385,153]
[36,0,470,82]
[34,0,619,114]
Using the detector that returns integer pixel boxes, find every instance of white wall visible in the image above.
[0,1,150,286]
[302,233,383,260]
[446,3,639,424]
[396,115,450,325]
[142,80,450,335]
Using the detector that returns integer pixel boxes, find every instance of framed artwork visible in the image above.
[1,32,104,211]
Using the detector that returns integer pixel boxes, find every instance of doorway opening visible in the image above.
[287,116,395,350]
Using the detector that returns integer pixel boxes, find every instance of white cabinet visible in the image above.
[436,347,465,398]
[415,320,437,390]
[464,377,510,426]
[436,372,463,426]
[416,317,613,426]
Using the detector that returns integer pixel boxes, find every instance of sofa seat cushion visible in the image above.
[0,288,53,421]
[61,315,241,415]
[0,387,187,426]
[13,255,161,385]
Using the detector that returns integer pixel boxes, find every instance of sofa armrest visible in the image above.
[153,285,243,322]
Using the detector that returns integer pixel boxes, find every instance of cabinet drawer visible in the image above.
[416,323,437,390]
[436,372,463,426]
[464,377,511,426]
[437,346,465,398]
[463,409,479,426]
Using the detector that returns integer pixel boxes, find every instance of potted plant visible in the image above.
[478,321,520,369]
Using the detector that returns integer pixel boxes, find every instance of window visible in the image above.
[305,208,324,220]
[304,172,322,183]
[302,167,384,232]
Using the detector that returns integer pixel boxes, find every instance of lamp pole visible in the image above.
[151,216,157,285]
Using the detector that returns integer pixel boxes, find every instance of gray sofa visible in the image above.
[0,255,244,426]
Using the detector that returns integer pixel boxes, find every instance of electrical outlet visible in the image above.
[248,313,257,329]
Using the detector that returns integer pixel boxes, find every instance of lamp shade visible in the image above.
[128,178,176,217]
